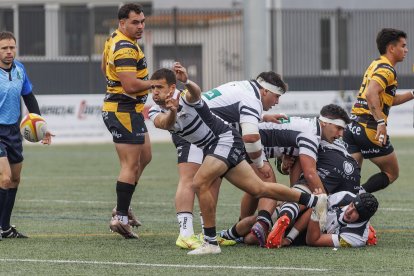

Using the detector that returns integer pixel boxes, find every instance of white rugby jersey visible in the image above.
[325,191,370,248]
[148,91,235,149]
[259,117,321,160]
[202,80,263,126]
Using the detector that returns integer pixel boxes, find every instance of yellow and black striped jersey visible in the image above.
[351,56,397,122]
[102,29,149,113]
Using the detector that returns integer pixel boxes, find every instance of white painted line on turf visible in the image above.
[0,258,328,271]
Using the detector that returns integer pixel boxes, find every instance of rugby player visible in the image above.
[343,28,414,193]
[148,63,328,255]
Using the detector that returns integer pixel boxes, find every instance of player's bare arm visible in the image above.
[392,90,414,106]
[299,154,326,193]
[241,123,270,177]
[118,71,152,94]
[174,62,201,103]
[305,218,335,247]
[365,80,388,145]
[365,80,384,121]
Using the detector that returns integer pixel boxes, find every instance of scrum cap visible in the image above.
[353,192,379,221]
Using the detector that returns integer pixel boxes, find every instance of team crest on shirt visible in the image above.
[343,161,354,175]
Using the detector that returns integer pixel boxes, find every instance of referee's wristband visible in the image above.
[411,91,414,98]
[184,79,190,85]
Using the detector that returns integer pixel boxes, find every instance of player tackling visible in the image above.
[148,62,328,255]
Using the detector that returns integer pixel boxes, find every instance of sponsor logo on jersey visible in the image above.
[343,161,354,175]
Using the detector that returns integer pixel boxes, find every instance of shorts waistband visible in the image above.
[102,101,144,113]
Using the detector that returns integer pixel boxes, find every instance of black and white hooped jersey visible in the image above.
[148,92,237,149]
[202,80,263,126]
[259,117,321,160]
[317,140,361,194]
[325,191,370,248]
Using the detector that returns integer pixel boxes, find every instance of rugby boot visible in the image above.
[367,224,377,246]
[109,216,139,239]
[112,206,142,227]
[1,225,28,238]
[175,234,203,249]
[187,242,221,255]
[198,233,236,246]
[250,221,269,247]
[266,215,290,248]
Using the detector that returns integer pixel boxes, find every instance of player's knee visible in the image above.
[10,175,21,186]
[387,171,398,183]
[250,185,266,199]
[190,179,203,193]
[0,174,12,188]
[141,152,152,168]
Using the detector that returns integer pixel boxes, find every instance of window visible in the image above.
[19,5,45,56]
[337,16,348,71]
[320,15,348,72]
[60,5,89,56]
[0,8,13,32]
[93,6,118,55]
[320,18,331,70]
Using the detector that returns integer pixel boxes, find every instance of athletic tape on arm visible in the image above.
[241,123,264,168]
[241,122,261,153]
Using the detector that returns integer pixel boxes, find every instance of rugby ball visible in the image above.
[20,113,47,142]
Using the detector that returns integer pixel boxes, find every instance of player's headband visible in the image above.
[256,77,285,95]
[318,115,346,128]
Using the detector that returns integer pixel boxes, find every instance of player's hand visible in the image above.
[375,124,387,146]
[312,188,324,195]
[173,62,188,83]
[281,154,295,170]
[165,90,180,111]
[262,113,288,123]
[257,162,272,178]
[41,131,55,145]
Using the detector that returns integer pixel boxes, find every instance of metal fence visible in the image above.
[2,6,244,94]
[1,5,413,94]
[273,9,414,91]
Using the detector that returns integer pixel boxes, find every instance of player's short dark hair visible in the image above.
[0,31,16,42]
[151,68,176,85]
[353,192,379,221]
[376,28,407,55]
[118,3,144,20]
[320,104,350,124]
[256,71,288,94]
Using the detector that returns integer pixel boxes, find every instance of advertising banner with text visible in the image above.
[26,91,413,144]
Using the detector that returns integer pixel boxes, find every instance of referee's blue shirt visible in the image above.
[0,60,33,125]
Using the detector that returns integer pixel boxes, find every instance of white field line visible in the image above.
[18,198,414,211]
[0,258,328,272]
